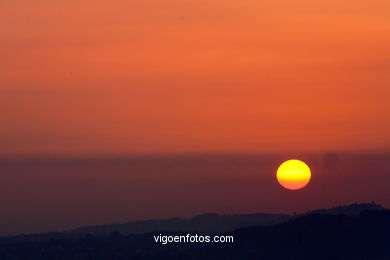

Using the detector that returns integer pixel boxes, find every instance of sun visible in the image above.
[277,159,311,190]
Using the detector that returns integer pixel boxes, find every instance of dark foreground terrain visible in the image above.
[0,204,389,259]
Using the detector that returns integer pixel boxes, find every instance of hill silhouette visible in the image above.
[303,202,384,216]
[0,203,388,259]
[67,212,290,235]
[65,202,385,236]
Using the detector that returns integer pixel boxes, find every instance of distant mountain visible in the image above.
[0,203,384,243]
[0,205,389,259]
[229,209,390,260]
[67,212,291,235]
[304,202,385,216]
[67,202,385,236]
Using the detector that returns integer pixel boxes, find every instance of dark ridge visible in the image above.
[0,207,389,259]
[67,212,291,235]
[305,202,385,216]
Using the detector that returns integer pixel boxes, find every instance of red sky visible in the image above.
[1,0,390,155]
[0,1,390,236]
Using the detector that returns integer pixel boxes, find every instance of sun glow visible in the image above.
[277,160,311,190]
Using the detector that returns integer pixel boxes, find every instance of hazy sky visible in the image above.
[1,0,390,155]
[0,1,390,236]
[0,153,389,235]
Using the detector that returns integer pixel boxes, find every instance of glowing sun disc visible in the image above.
[277,159,311,190]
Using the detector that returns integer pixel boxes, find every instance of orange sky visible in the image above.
[1,0,390,155]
